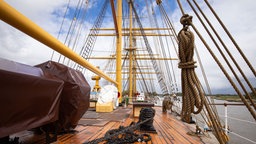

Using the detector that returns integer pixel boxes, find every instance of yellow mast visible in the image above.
[128,1,134,101]
[116,0,123,103]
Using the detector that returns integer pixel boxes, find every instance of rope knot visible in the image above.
[180,14,193,27]
[178,61,197,69]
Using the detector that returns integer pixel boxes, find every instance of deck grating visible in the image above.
[78,119,109,127]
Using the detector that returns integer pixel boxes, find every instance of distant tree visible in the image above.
[146,92,158,97]
[152,92,158,96]
[122,90,129,96]
[176,92,182,96]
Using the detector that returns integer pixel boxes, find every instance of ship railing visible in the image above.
[172,101,256,143]
[211,103,256,144]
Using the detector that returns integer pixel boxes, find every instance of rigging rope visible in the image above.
[144,0,161,93]
[50,0,71,61]
[178,1,256,119]
[122,52,130,92]
[177,13,229,144]
[75,0,109,72]
[190,0,256,110]
[130,0,169,96]
[203,0,256,78]
[57,0,83,63]
[177,14,204,122]
[66,0,91,67]
[157,3,180,93]
[152,4,175,95]
[135,59,150,96]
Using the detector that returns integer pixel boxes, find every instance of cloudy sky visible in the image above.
[0,0,255,94]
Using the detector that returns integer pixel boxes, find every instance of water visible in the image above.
[214,99,256,144]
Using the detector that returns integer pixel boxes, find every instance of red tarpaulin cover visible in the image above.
[0,58,64,138]
[36,61,91,131]
[0,58,91,137]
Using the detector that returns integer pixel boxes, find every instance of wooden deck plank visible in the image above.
[154,107,203,144]
[87,121,116,142]
[154,116,175,144]
[62,126,100,144]
[156,118,187,144]
[150,132,163,144]
[165,116,201,143]
[11,106,206,144]
[152,120,167,144]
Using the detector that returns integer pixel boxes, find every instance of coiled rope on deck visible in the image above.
[178,14,204,123]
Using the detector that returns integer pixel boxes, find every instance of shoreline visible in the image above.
[211,95,256,103]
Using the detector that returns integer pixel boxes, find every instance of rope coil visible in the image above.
[178,14,204,123]
[180,14,193,27]
[178,61,197,69]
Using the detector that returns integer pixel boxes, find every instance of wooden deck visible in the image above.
[12,106,207,144]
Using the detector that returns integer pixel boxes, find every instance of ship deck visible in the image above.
[12,106,211,144]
